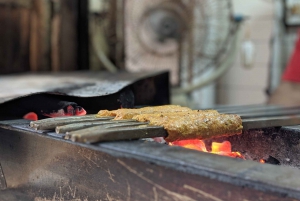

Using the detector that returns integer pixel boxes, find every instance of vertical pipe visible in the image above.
[269,0,283,94]
[187,0,195,84]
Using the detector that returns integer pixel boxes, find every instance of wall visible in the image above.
[217,0,274,105]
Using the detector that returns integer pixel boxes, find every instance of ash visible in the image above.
[204,127,300,168]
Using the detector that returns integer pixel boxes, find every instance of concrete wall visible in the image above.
[217,0,275,105]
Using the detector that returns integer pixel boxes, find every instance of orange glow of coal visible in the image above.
[259,159,265,163]
[170,140,207,152]
[169,140,245,159]
[211,141,231,153]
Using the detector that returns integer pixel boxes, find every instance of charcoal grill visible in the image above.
[1,105,300,201]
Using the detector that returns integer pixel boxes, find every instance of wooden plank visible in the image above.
[29,0,51,71]
[51,0,61,71]
[0,0,84,73]
[77,0,89,70]
[59,0,78,71]
[0,1,30,73]
[19,7,30,72]
[0,0,31,8]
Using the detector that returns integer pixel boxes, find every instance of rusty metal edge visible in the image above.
[0,70,169,104]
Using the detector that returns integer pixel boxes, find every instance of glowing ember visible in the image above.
[23,112,38,121]
[259,159,265,163]
[170,140,207,152]
[212,141,231,153]
[169,139,245,159]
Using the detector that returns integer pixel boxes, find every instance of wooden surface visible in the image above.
[59,0,78,71]
[0,1,31,73]
[29,0,51,71]
[0,0,89,73]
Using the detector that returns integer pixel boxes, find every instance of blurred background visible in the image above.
[0,0,299,108]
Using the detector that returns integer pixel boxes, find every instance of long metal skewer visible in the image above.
[29,114,300,143]
[30,116,113,130]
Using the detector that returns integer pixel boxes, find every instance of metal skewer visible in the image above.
[69,125,167,143]
[29,113,300,144]
[241,115,300,130]
[65,115,300,143]
[30,116,113,130]
[56,120,137,134]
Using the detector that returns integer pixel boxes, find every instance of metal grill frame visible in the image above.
[0,119,300,200]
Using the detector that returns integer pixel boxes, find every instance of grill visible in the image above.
[1,105,300,201]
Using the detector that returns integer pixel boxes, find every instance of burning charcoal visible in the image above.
[0,95,87,120]
[169,140,245,159]
[23,101,86,121]
[265,155,281,165]
[40,101,87,118]
[118,88,135,108]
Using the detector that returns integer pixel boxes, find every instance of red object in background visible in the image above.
[42,105,86,118]
[23,112,38,121]
[282,31,300,82]
[23,104,87,120]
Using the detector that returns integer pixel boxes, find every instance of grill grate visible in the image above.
[28,104,300,143]
[2,104,300,200]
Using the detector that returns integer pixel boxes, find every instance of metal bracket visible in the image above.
[0,162,7,190]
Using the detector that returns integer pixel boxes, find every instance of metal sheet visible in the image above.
[0,71,170,119]
[0,71,169,102]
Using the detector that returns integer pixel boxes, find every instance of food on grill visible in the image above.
[97,109,117,117]
[133,111,243,142]
[97,105,243,142]
[97,105,192,120]
[133,110,219,122]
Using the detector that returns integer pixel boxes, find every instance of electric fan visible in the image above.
[124,0,241,95]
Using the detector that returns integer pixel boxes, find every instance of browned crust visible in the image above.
[133,111,243,142]
[132,110,219,122]
[97,110,117,117]
[97,106,243,142]
[97,105,192,120]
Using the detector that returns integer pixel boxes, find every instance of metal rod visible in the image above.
[31,114,98,124]
[242,115,300,130]
[56,120,137,134]
[30,116,113,130]
[240,108,300,119]
[70,125,167,143]
[216,105,281,113]
[28,111,300,143]
[65,121,149,137]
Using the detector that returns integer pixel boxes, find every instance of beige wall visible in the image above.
[217,0,274,105]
